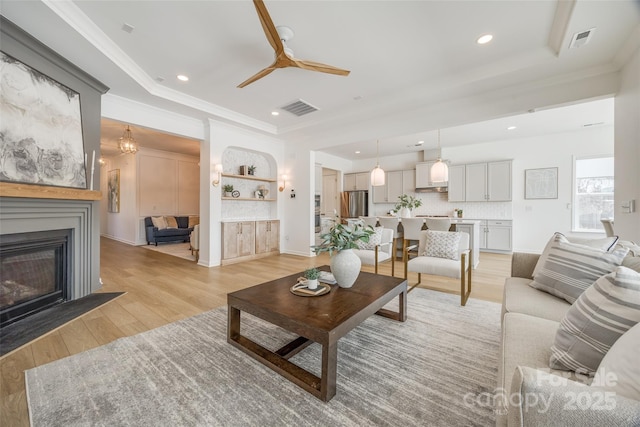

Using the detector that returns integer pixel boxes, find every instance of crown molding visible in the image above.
[42,0,277,135]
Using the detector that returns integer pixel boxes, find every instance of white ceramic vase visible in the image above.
[330,249,361,288]
[399,207,412,218]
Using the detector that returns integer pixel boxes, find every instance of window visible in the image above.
[573,156,614,232]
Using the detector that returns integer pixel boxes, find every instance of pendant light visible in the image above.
[430,129,448,183]
[118,125,139,154]
[370,140,385,186]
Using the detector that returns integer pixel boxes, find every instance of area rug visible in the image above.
[1,292,125,357]
[140,241,195,261]
[25,289,501,426]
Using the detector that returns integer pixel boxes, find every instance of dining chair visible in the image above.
[359,216,379,227]
[379,217,402,265]
[400,217,426,269]
[601,219,615,237]
[404,230,472,306]
[424,218,452,231]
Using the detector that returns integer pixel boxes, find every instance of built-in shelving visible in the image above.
[222,197,276,202]
[221,173,276,183]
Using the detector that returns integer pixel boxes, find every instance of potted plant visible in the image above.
[223,184,234,197]
[313,220,373,288]
[303,267,320,290]
[394,194,423,218]
[248,165,256,176]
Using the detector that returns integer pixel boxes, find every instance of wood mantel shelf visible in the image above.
[0,182,102,201]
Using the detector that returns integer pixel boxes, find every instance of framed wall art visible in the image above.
[108,169,120,213]
[0,51,86,189]
[525,167,558,199]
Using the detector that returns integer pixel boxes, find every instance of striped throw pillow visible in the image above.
[550,266,640,375]
[424,230,461,260]
[530,234,628,303]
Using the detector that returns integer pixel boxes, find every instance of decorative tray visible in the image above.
[290,281,331,297]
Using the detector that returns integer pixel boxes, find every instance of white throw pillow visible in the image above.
[593,322,640,401]
[615,240,640,274]
[151,216,167,230]
[424,230,461,260]
[356,226,383,250]
[549,266,640,375]
[533,232,619,278]
[530,233,628,303]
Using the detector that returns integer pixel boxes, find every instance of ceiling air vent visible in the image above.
[280,99,319,117]
[569,28,595,49]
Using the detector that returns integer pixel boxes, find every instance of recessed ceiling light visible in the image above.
[271,111,279,116]
[507,126,517,130]
[477,34,493,45]
[417,140,424,145]
[355,151,361,154]
[177,74,189,82]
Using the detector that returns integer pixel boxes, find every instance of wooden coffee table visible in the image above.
[227,267,407,402]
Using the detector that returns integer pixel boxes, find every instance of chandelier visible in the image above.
[119,125,138,154]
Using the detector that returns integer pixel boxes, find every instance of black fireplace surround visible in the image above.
[0,229,71,328]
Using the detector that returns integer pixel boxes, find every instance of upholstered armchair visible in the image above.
[353,227,395,275]
[404,230,472,306]
[190,224,200,262]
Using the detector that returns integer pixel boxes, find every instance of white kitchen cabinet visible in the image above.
[453,222,480,268]
[478,220,487,249]
[465,161,512,201]
[415,161,436,188]
[487,161,512,201]
[386,171,404,202]
[343,172,369,191]
[485,220,512,252]
[372,173,388,203]
[355,172,369,190]
[403,169,415,194]
[344,173,356,191]
[447,165,465,202]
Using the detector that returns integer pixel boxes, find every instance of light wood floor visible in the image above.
[0,238,511,426]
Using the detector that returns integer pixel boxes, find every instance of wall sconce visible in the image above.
[98,157,106,166]
[211,164,223,186]
[279,174,287,192]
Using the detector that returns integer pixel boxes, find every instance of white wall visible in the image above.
[614,47,640,242]
[445,125,614,252]
[100,154,137,244]
[100,148,199,245]
[201,120,286,266]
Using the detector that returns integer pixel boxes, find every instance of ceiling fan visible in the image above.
[238,0,350,88]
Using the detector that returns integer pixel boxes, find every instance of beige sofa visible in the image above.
[497,251,640,426]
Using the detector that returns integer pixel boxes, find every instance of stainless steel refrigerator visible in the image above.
[340,191,368,218]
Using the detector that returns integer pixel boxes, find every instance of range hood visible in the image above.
[415,185,448,193]
[415,158,448,193]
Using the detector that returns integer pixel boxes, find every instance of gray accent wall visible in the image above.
[0,17,109,297]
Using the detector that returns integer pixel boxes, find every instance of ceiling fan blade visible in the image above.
[291,58,350,76]
[237,65,277,88]
[253,0,284,55]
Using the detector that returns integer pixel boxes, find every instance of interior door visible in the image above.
[322,173,338,216]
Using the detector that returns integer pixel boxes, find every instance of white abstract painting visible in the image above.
[525,167,558,199]
[0,51,86,188]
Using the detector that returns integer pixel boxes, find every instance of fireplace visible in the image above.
[0,229,71,328]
